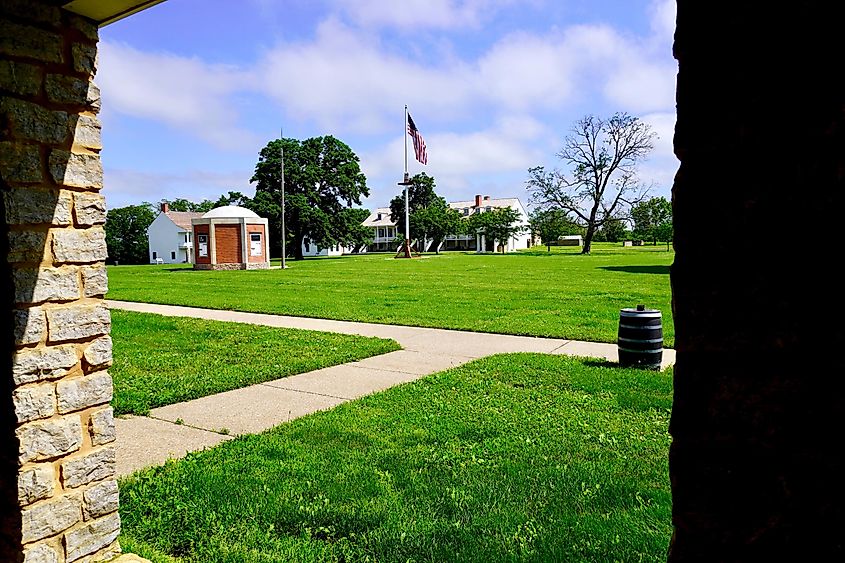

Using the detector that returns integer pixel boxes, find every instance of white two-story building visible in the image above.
[446,195,532,252]
[146,203,202,264]
[361,195,531,253]
[362,208,400,252]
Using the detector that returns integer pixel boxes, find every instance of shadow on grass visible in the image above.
[598,265,670,275]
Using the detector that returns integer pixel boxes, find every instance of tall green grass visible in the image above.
[108,245,674,346]
[120,353,672,562]
[111,310,400,415]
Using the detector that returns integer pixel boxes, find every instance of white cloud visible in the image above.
[98,42,260,151]
[329,0,520,30]
[258,19,472,133]
[641,111,676,160]
[637,111,677,197]
[602,56,676,113]
[104,168,253,208]
[476,31,578,110]
[649,0,677,42]
[358,116,548,205]
[100,3,680,204]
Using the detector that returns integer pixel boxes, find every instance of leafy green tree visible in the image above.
[529,209,584,251]
[389,172,439,244]
[105,203,156,264]
[469,207,525,253]
[162,191,252,214]
[332,208,373,253]
[412,199,463,253]
[527,112,656,254]
[598,218,629,243]
[250,136,369,259]
[214,191,252,208]
[631,196,672,246]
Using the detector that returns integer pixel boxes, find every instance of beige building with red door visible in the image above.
[191,206,270,270]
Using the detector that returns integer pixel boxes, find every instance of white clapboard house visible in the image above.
[146,203,202,264]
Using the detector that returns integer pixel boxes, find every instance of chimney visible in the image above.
[483,195,491,201]
[160,202,170,213]
[475,194,482,208]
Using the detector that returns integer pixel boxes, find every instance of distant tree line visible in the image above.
[529,196,672,250]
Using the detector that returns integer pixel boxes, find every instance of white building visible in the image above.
[301,237,352,257]
[361,208,400,252]
[361,195,531,253]
[446,195,532,252]
[146,203,202,264]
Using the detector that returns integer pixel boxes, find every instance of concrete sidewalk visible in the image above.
[109,300,675,476]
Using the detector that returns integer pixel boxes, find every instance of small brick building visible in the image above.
[191,206,270,270]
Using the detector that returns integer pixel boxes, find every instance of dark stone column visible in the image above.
[670,2,845,560]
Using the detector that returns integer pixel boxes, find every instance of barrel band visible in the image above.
[619,323,662,330]
[618,337,664,344]
[618,347,663,354]
[620,311,662,318]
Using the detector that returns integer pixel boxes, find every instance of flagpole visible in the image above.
[404,105,410,255]
[280,128,287,270]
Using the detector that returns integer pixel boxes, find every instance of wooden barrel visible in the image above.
[618,305,663,370]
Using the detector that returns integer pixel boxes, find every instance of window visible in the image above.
[152,251,157,259]
[463,208,469,215]
[250,232,263,256]
[171,251,176,260]
[377,213,382,220]
[485,206,491,212]
[197,234,209,258]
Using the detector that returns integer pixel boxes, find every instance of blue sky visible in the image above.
[98,0,678,210]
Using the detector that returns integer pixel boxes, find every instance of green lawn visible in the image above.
[120,353,672,562]
[108,244,674,346]
[111,310,400,415]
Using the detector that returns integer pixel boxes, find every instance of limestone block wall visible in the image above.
[2,3,120,562]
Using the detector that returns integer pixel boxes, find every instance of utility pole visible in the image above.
[280,129,287,269]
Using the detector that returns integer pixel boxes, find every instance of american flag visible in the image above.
[407,113,428,165]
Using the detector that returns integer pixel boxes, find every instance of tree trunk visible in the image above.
[582,225,595,254]
[294,233,304,260]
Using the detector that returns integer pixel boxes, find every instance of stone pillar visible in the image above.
[669,2,845,560]
[2,3,120,562]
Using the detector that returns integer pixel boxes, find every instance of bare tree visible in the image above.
[526,113,656,254]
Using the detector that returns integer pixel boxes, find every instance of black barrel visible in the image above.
[618,305,663,370]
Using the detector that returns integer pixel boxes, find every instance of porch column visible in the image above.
[2,3,121,561]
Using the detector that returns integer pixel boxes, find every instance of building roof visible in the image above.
[164,211,202,231]
[202,205,260,219]
[449,197,522,211]
[362,207,395,227]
